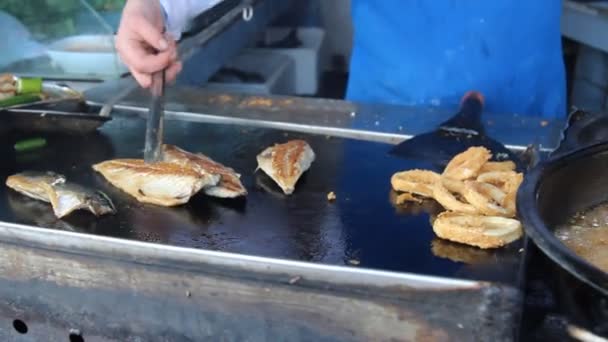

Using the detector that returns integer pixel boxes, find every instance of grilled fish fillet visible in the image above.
[6,171,115,218]
[6,171,65,202]
[92,159,215,206]
[162,144,247,198]
[256,140,315,195]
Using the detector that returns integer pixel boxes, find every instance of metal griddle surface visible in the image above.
[0,113,523,285]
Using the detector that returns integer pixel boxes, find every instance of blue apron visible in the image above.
[347,0,566,119]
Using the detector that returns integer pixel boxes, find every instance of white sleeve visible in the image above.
[160,0,223,40]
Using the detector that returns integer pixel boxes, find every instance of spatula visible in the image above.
[389,91,521,167]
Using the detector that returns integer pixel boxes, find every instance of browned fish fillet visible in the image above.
[6,171,64,202]
[92,159,215,206]
[256,140,315,195]
[162,144,247,198]
[6,171,115,219]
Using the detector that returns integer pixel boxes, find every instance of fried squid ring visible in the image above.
[476,171,519,190]
[503,173,523,215]
[391,170,440,198]
[443,147,492,180]
[441,177,465,193]
[463,181,511,217]
[479,161,516,173]
[394,192,423,205]
[432,177,478,214]
[432,211,523,249]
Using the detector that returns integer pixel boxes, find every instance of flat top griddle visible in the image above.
[0,113,524,285]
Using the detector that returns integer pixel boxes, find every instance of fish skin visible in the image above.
[5,171,115,219]
[256,140,315,195]
[92,159,212,207]
[45,182,115,218]
[162,144,247,198]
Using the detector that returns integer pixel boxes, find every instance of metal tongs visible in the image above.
[143,68,165,163]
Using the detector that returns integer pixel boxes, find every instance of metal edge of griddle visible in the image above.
[0,220,491,294]
[0,223,521,341]
[102,102,556,152]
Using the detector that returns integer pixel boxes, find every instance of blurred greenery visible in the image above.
[0,0,125,41]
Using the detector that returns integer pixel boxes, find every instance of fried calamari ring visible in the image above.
[389,190,444,216]
[479,161,516,173]
[432,177,478,214]
[443,147,492,180]
[504,172,524,194]
[432,211,523,249]
[476,170,523,212]
[476,171,519,190]
[395,192,423,205]
[503,173,523,214]
[391,170,440,198]
[441,177,465,193]
[463,181,511,217]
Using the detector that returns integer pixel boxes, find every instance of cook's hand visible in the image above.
[116,0,182,88]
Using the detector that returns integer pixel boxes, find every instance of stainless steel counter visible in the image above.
[86,83,564,150]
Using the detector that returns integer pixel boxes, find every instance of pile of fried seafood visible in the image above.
[391,146,524,249]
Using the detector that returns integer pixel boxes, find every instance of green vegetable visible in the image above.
[14,138,46,152]
[0,94,42,109]
[16,78,42,94]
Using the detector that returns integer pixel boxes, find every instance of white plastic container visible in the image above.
[46,34,128,78]
[204,50,294,95]
[254,27,326,95]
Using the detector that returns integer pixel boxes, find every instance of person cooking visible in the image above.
[116,0,566,119]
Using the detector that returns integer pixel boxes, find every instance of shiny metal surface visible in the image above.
[0,219,520,341]
[144,70,165,163]
[85,88,564,151]
[2,97,109,134]
[0,220,475,290]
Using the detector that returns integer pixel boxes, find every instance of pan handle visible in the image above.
[439,91,485,133]
[550,108,608,158]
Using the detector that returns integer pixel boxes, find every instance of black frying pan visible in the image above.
[518,109,608,296]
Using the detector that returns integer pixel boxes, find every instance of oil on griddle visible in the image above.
[0,114,523,283]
